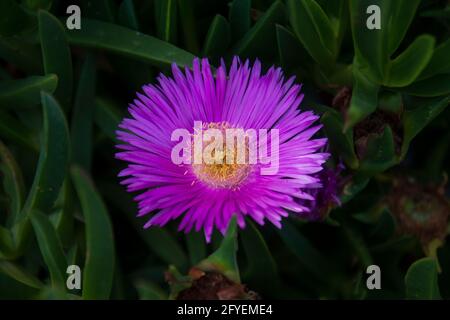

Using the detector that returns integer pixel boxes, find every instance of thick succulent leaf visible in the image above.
[135,281,167,300]
[378,91,403,114]
[405,257,441,299]
[0,0,35,36]
[321,111,359,169]
[278,221,337,282]
[276,25,311,70]
[71,166,115,299]
[340,174,370,204]
[288,0,336,68]
[401,74,450,97]
[118,0,139,30]
[197,217,240,283]
[343,224,373,267]
[71,54,96,171]
[384,35,435,87]
[99,182,188,269]
[387,0,421,54]
[177,0,199,53]
[359,125,397,174]
[346,63,379,129]
[30,210,67,288]
[241,221,279,291]
[350,0,391,82]
[0,260,43,289]
[229,0,251,42]
[0,225,16,259]
[0,36,42,74]
[81,0,115,22]
[19,93,69,222]
[0,111,37,151]
[51,180,74,247]
[401,95,450,158]
[202,15,231,58]
[186,232,207,266]
[39,11,73,111]
[0,75,57,109]
[66,19,194,69]
[419,38,450,79]
[154,0,177,43]
[94,97,122,142]
[23,0,53,11]
[233,1,285,60]
[0,140,25,224]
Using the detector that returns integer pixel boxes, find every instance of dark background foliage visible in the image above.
[0,0,449,299]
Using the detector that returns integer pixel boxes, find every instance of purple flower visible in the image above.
[297,164,343,220]
[115,57,329,241]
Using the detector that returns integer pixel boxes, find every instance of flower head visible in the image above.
[297,164,343,220]
[116,57,329,241]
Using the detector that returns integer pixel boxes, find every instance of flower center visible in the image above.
[191,122,252,189]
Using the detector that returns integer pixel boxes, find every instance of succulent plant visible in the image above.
[0,0,449,300]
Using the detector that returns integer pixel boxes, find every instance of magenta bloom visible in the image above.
[298,165,343,220]
[116,57,329,241]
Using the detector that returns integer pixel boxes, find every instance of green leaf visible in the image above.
[359,125,397,174]
[0,36,42,74]
[288,0,336,68]
[384,35,435,87]
[0,75,57,109]
[405,257,441,299]
[0,140,25,224]
[343,224,373,268]
[401,74,450,97]
[278,221,336,282]
[276,24,311,70]
[229,0,251,42]
[94,97,122,142]
[346,62,379,129]
[401,96,450,158]
[145,229,189,269]
[233,1,285,60]
[315,0,348,47]
[177,0,199,53]
[19,92,70,221]
[0,225,15,259]
[387,0,421,54]
[66,19,194,69]
[0,111,38,151]
[30,210,67,288]
[154,0,177,43]
[186,232,207,265]
[135,280,167,300]
[82,0,115,22]
[321,111,359,169]
[241,221,279,290]
[419,38,450,79]
[118,0,139,30]
[197,217,240,283]
[71,166,115,299]
[23,0,53,11]
[51,180,74,247]
[202,15,231,58]
[350,0,391,82]
[98,182,188,269]
[39,10,73,111]
[0,0,35,36]
[378,91,403,114]
[340,174,370,204]
[0,260,43,289]
[71,54,96,171]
